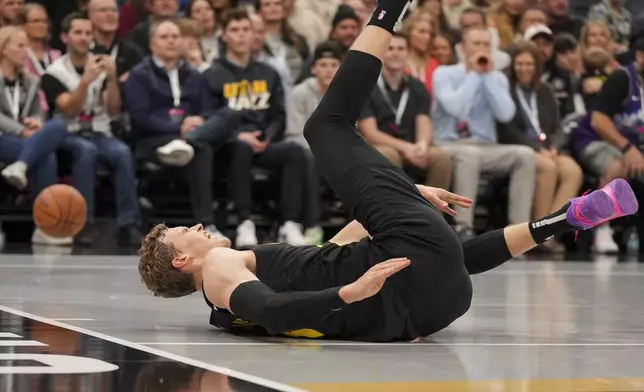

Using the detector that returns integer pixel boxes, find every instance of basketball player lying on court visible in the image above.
[138,1,639,342]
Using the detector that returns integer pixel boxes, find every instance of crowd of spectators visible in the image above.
[0,0,643,256]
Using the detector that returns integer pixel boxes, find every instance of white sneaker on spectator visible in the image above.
[31,228,73,246]
[594,224,619,253]
[1,161,28,190]
[304,226,324,245]
[156,139,194,167]
[235,220,258,248]
[279,221,307,246]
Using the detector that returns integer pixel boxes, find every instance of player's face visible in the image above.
[384,37,408,71]
[64,19,94,55]
[163,224,231,260]
[223,19,253,55]
[2,30,29,68]
[312,57,340,88]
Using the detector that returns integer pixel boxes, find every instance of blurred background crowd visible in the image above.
[0,0,643,258]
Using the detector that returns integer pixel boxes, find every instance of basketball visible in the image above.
[33,184,87,238]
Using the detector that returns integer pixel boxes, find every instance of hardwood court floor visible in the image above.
[0,252,643,391]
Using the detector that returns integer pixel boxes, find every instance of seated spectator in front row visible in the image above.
[0,26,70,246]
[126,20,239,240]
[286,41,343,245]
[498,41,582,252]
[579,47,617,111]
[40,13,142,247]
[204,8,308,248]
[569,37,644,253]
[521,25,579,119]
[432,26,536,241]
[359,32,452,191]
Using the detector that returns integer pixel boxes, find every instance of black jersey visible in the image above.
[204,240,417,341]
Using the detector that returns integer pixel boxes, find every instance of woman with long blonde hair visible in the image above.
[579,20,629,64]
[0,26,70,245]
[401,10,440,93]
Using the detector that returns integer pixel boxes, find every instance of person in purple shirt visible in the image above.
[569,36,644,253]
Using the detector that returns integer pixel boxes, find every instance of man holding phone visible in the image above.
[41,12,142,247]
[432,26,536,242]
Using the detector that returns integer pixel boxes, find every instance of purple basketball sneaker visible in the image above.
[567,178,639,230]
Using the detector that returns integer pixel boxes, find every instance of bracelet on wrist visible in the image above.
[621,143,633,154]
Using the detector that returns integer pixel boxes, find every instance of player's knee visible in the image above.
[303,112,344,144]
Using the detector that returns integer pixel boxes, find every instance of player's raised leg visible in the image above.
[461,178,639,274]
[302,1,437,238]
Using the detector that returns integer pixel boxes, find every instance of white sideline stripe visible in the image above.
[51,318,94,321]
[135,342,644,347]
[0,305,304,392]
[0,341,48,347]
[0,333,21,338]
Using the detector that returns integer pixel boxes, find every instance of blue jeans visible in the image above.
[0,119,68,197]
[58,133,140,227]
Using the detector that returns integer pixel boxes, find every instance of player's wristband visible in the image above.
[621,143,633,154]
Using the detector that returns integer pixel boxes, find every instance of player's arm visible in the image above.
[203,248,348,335]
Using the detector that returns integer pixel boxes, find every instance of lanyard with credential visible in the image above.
[5,82,20,120]
[27,49,50,75]
[515,86,546,142]
[377,76,409,126]
[168,68,181,108]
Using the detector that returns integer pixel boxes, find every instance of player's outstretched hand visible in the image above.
[416,185,473,216]
[338,258,410,304]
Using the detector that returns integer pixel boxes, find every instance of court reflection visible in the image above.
[135,363,275,392]
[0,311,280,392]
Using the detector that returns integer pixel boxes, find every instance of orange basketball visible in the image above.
[33,184,87,238]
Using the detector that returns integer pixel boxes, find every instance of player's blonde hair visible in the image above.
[138,224,196,298]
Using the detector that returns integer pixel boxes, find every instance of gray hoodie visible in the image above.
[285,77,324,150]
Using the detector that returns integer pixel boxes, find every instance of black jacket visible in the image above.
[204,56,285,140]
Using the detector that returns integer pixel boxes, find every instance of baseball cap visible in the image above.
[524,24,553,41]
[313,41,344,63]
